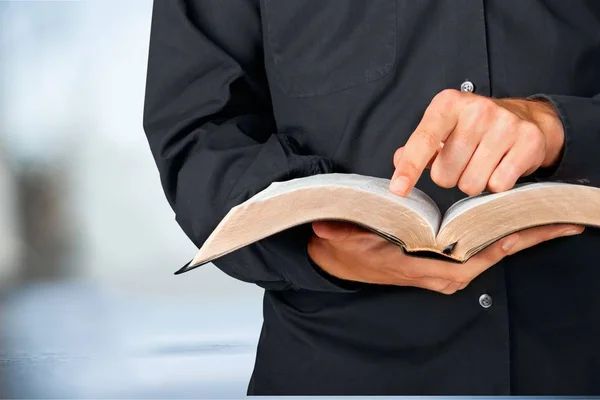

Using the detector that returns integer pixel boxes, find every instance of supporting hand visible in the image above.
[308,221,583,294]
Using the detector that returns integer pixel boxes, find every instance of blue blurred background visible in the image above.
[0,1,265,397]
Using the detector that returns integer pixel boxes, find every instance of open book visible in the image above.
[179,174,600,273]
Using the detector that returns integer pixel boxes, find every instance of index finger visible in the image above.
[390,90,462,196]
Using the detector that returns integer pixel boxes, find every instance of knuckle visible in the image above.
[434,178,457,190]
[521,125,544,151]
[457,110,480,132]
[486,177,502,192]
[400,158,423,181]
[496,107,519,126]
[458,178,483,196]
[466,97,496,117]
[433,179,457,190]
[450,136,476,155]
[433,89,460,107]
[487,173,512,192]
[417,128,441,150]
[430,164,457,189]
[520,121,542,139]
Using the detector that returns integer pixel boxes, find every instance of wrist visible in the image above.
[526,98,565,168]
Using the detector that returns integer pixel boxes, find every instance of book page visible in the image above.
[439,182,569,232]
[435,181,600,262]
[248,174,442,232]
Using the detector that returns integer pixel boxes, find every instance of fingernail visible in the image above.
[390,176,409,196]
[501,234,519,252]
[562,227,584,236]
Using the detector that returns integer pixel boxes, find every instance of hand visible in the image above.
[308,221,584,294]
[390,90,565,196]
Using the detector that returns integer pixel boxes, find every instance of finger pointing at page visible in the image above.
[390,89,565,197]
[390,89,460,196]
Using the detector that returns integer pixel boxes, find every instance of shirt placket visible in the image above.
[440,0,511,393]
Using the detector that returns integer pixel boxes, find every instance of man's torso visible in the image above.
[248,0,600,394]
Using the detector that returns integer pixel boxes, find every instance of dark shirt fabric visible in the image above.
[143,0,600,395]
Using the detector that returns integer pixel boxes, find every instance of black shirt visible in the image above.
[143,0,600,395]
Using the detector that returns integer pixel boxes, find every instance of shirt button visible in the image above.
[460,80,475,93]
[479,294,493,309]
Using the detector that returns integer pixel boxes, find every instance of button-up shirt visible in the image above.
[143,0,600,395]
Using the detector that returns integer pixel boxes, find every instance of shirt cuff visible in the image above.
[528,94,599,185]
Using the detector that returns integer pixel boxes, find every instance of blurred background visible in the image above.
[0,1,265,397]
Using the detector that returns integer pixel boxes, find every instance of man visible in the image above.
[143,0,600,395]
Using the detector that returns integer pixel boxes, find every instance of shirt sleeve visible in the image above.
[529,94,600,187]
[142,0,357,292]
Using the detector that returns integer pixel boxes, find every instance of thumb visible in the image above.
[311,221,361,241]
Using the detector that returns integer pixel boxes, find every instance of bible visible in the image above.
[178,173,600,273]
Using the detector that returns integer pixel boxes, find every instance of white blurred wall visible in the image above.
[0,149,21,288]
[1,3,265,397]
[0,0,262,300]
